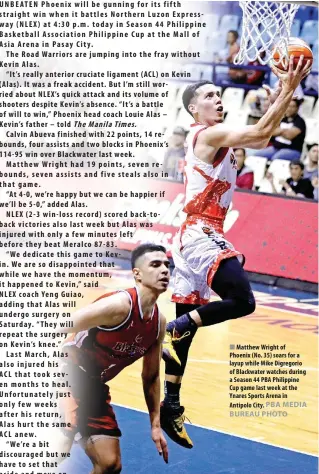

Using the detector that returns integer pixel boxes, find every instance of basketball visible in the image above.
[272,37,313,71]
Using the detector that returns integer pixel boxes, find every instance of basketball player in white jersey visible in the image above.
[160,56,311,448]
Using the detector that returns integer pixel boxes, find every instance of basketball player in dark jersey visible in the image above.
[54,244,169,473]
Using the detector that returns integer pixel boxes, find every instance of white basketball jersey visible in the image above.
[183,123,237,231]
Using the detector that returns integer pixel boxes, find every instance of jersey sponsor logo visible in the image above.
[202,226,214,235]
[201,226,229,250]
[112,340,147,357]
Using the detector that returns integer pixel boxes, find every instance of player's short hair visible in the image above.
[182,81,215,116]
[228,30,239,41]
[234,148,246,157]
[289,160,304,170]
[291,97,303,108]
[131,243,167,268]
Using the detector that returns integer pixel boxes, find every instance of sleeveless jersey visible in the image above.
[62,287,160,382]
[171,123,243,305]
[183,123,237,232]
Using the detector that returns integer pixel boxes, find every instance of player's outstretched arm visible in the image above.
[142,313,169,464]
[56,291,131,333]
[201,55,311,150]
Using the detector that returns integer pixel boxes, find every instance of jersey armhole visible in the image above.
[192,126,230,169]
[97,290,133,332]
[192,126,208,150]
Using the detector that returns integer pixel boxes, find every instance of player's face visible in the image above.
[135,251,170,293]
[290,164,303,181]
[172,132,185,147]
[235,149,245,169]
[309,145,318,164]
[227,32,236,45]
[190,85,224,126]
[285,100,298,118]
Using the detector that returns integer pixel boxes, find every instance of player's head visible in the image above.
[227,30,239,45]
[307,143,318,165]
[182,81,224,125]
[171,126,187,147]
[131,243,170,294]
[234,148,246,169]
[289,160,304,180]
[286,98,303,118]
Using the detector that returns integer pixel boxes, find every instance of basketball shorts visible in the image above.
[172,220,243,305]
[59,363,121,441]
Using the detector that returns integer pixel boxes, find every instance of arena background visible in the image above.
[56,2,318,472]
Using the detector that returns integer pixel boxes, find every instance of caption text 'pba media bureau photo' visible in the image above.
[0,0,318,473]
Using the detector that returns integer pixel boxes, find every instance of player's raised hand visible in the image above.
[151,426,169,464]
[271,54,311,91]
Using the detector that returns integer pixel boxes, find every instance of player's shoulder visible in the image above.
[92,288,132,316]
[197,122,229,143]
[194,123,231,154]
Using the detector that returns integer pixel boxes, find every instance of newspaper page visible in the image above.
[0,1,318,473]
